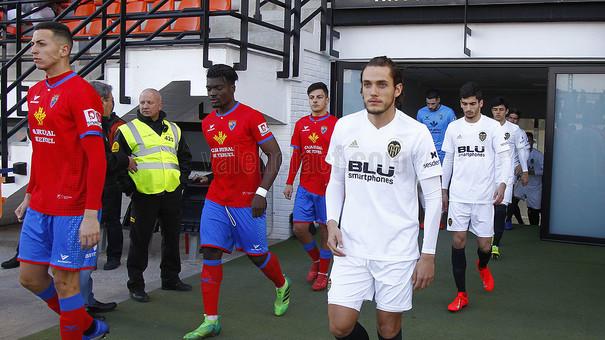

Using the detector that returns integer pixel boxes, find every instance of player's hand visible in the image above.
[412,253,435,290]
[128,156,138,173]
[493,183,506,205]
[79,210,100,249]
[190,174,209,184]
[514,164,522,176]
[520,172,529,186]
[283,184,293,200]
[251,195,267,218]
[327,220,345,257]
[441,189,449,212]
[15,193,31,223]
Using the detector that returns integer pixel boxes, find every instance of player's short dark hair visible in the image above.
[207,64,239,85]
[425,89,440,99]
[489,96,508,109]
[507,107,521,117]
[526,131,534,139]
[307,82,328,96]
[459,81,482,100]
[34,21,73,50]
[361,56,403,86]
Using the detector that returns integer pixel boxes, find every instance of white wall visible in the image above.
[108,46,289,123]
[336,22,605,59]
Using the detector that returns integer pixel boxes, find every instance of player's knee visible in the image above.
[328,319,355,338]
[52,274,79,296]
[377,323,401,339]
[452,235,466,248]
[19,272,42,292]
[248,253,267,267]
[292,222,309,236]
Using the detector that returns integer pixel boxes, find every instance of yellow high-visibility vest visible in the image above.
[118,118,181,194]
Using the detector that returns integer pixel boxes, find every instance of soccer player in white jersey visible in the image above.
[325,56,442,340]
[441,82,511,312]
[489,97,529,258]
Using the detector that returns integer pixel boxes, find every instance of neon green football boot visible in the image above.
[492,245,500,260]
[183,315,221,339]
[274,276,291,316]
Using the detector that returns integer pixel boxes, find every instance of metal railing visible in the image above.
[0,0,338,180]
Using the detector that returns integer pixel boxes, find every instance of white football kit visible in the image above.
[496,121,529,204]
[325,109,442,312]
[442,114,511,237]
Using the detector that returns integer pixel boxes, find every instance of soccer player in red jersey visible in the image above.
[283,82,337,291]
[183,64,290,339]
[14,22,109,339]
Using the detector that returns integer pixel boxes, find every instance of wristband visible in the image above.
[255,187,268,198]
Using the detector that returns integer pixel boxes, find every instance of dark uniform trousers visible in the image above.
[102,183,124,261]
[127,188,182,292]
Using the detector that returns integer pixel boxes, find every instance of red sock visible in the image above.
[47,295,61,314]
[319,248,332,275]
[259,252,286,287]
[201,260,223,316]
[59,295,93,339]
[36,281,60,314]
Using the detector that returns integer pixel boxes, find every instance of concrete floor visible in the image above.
[0,223,265,340]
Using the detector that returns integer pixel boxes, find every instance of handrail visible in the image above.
[1,0,335,178]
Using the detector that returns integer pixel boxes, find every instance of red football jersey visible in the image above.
[286,113,338,195]
[202,102,274,207]
[27,71,105,215]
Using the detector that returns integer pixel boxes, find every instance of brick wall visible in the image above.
[267,49,331,240]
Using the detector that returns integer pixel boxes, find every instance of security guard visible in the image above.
[113,88,192,303]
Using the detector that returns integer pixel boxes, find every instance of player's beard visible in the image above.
[366,97,394,116]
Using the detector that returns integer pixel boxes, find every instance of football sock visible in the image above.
[336,322,369,340]
[493,204,507,246]
[201,259,223,316]
[319,248,333,274]
[36,281,60,314]
[452,247,467,292]
[58,293,93,339]
[303,240,320,262]
[378,329,402,340]
[478,248,492,268]
[258,252,286,287]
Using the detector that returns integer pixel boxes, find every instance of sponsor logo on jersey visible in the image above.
[207,124,215,132]
[321,126,328,134]
[302,125,310,132]
[111,141,120,152]
[387,140,402,158]
[348,140,359,148]
[504,132,510,140]
[424,151,440,168]
[50,94,60,108]
[213,131,227,145]
[31,95,40,104]
[83,109,102,128]
[164,135,174,142]
[34,107,46,125]
[429,121,438,128]
[348,160,395,184]
[308,132,319,143]
[479,131,487,142]
[457,134,462,139]
[258,122,271,136]
[458,145,485,154]
[229,120,237,131]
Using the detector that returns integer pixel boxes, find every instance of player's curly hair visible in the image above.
[207,64,239,85]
